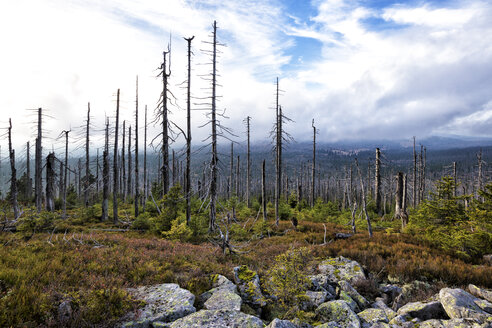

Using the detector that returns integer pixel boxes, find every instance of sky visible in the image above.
[1,0,492,155]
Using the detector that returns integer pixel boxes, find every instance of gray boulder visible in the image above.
[339,290,360,312]
[300,290,328,311]
[469,284,492,303]
[203,288,242,311]
[439,288,492,324]
[233,266,266,308]
[122,283,195,327]
[315,300,361,328]
[266,318,297,328]
[397,301,447,321]
[338,280,369,310]
[58,299,73,325]
[317,323,342,328]
[197,274,238,307]
[358,308,389,325]
[372,298,397,321]
[318,256,366,283]
[169,309,263,328]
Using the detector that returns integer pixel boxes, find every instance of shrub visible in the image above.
[161,216,193,242]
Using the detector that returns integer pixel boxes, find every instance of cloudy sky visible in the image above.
[1,0,492,153]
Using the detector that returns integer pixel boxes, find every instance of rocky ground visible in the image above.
[118,256,492,328]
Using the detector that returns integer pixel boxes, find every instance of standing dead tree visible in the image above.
[143,105,148,212]
[158,42,172,197]
[244,116,251,207]
[127,126,132,200]
[60,130,70,218]
[413,136,417,208]
[26,142,31,201]
[35,107,42,212]
[102,118,110,221]
[311,118,317,207]
[134,76,140,217]
[375,147,382,215]
[113,89,120,223]
[122,120,126,200]
[184,36,194,225]
[354,158,373,237]
[209,21,218,232]
[84,102,91,207]
[395,172,408,228]
[477,149,483,200]
[262,159,267,221]
[45,152,55,212]
[8,119,19,219]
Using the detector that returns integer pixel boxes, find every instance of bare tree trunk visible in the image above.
[135,76,140,218]
[161,46,171,197]
[413,136,417,208]
[96,149,99,195]
[402,173,408,227]
[113,89,120,223]
[209,21,218,232]
[355,158,372,237]
[229,142,233,199]
[275,77,282,226]
[62,131,69,218]
[422,146,426,201]
[122,120,126,200]
[84,102,90,207]
[35,107,42,212]
[235,155,240,199]
[127,126,132,199]
[311,119,316,207]
[185,36,194,224]
[143,105,148,212]
[102,118,109,221]
[77,159,81,199]
[395,172,408,228]
[262,159,267,221]
[46,152,55,212]
[375,147,382,215]
[26,141,31,201]
[8,119,19,219]
[453,161,457,197]
[245,116,251,207]
[477,149,483,200]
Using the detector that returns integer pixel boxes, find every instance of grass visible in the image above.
[0,213,491,327]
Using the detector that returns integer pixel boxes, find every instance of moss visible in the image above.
[237,265,256,282]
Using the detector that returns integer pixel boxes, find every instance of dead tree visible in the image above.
[143,105,148,212]
[311,118,317,207]
[453,161,457,197]
[45,153,55,212]
[135,76,140,217]
[159,43,172,196]
[477,149,483,200]
[184,36,194,225]
[395,172,408,228]
[262,159,267,221]
[84,102,91,207]
[127,125,132,199]
[122,120,126,200]
[113,89,120,223]
[275,79,281,226]
[355,158,373,237]
[26,142,31,201]
[413,136,417,208]
[229,142,234,199]
[235,155,240,200]
[96,149,99,195]
[244,116,251,207]
[375,147,382,215]
[102,118,110,221]
[8,119,19,219]
[62,130,70,218]
[35,107,42,212]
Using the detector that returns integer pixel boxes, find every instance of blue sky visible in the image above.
[1,0,492,152]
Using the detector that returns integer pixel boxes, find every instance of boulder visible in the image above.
[169,309,263,328]
[315,300,360,328]
[339,290,360,312]
[300,290,328,311]
[338,280,369,310]
[318,256,366,283]
[439,288,492,324]
[266,318,297,328]
[469,284,492,303]
[291,317,314,328]
[203,288,242,311]
[58,299,73,325]
[397,301,447,321]
[317,323,342,328]
[418,319,446,328]
[367,323,391,328]
[122,284,195,327]
[372,298,397,321]
[233,266,266,308]
[357,308,389,325]
[379,284,402,305]
[197,274,238,307]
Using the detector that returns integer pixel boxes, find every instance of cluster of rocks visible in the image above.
[120,256,492,328]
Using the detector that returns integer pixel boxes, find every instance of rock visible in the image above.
[397,301,447,321]
[380,284,402,305]
[233,266,266,308]
[122,283,195,327]
[169,309,263,328]
[392,281,432,311]
[197,274,238,307]
[335,233,352,239]
[338,280,369,310]
[267,318,297,328]
[368,323,391,328]
[317,323,342,328]
[418,319,446,328]
[358,308,389,325]
[291,317,314,328]
[372,298,397,321]
[203,288,242,311]
[469,284,492,303]
[484,255,492,265]
[388,314,412,325]
[475,299,492,314]
[315,300,361,328]
[339,290,360,312]
[151,323,170,328]
[318,256,366,283]
[300,290,328,311]
[439,288,492,324]
[58,299,73,324]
